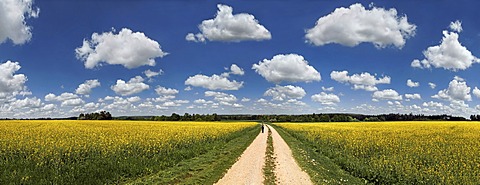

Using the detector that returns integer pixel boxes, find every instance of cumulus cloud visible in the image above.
[473,87,480,98]
[127,96,141,103]
[305,3,416,48]
[449,20,462,33]
[111,76,149,96]
[155,86,179,96]
[44,92,84,107]
[0,61,27,99]
[321,86,334,92]
[75,28,167,69]
[185,65,244,90]
[252,54,321,83]
[330,70,390,91]
[185,74,243,90]
[405,93,421,100]
[311,92,340,105]
[0,0,39,45]
[432,77,471,102]
[10,97,42,109]
[372,89,402,101]
[204,91,242,108]
[75,79,100,95]
[186,4,271,42]
[422,101,444,108]
[411,30,479,71]
[428,82,436,89]
[264,85,306,101]
[406,79,419,87]
[144,69,163,78]
[229,64,244,76]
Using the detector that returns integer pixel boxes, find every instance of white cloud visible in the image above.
[449,20,462,33]
[411,31,479,71]
[405,93,421,100]
[127,96,141,103]
[75,28,167,69]
[42,104,56,111]
[331,70,390,91]
[472,87,480,98]
[61,98,85,107]
[186,4,271,42]
[155,86,179,96]
[241,98,250,102]
[194,99,210,104]
[0,61,27,99]
[422,101,444,108]
[311,92,340,105]
[44,92,78,102]
[205,91,237,102]
[372,89,402,101]
[305,3,416,48]
[406,79,419,87]
[0,0,39,45]
[111,76,149,96]
[144,69,163,78]
[75,79,100,95]
[162,101,181,107]
[432,77,471,102]
[264,85,306,101]
[103,96,135,111]
[428,82,436,89]
[10,97,42,109]
[43,92,85,107]
[229,64,244,76]
[185,74,243,90]
[321,86,334,92]
[252,54,321,83]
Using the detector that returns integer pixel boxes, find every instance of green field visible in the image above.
[274,121,480,184]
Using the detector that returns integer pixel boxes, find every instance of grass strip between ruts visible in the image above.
[263,126,277,185]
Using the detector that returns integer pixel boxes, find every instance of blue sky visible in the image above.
[1,0,480,118]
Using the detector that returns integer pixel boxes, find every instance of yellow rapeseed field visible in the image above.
[276,121,480,184]
[0,120,257,184]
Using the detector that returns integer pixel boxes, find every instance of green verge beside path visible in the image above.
[125,124,259,185]
[271,124,366,185]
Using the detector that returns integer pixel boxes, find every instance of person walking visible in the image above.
[261,123,265,133]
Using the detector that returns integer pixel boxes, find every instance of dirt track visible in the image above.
[215,125,312,185]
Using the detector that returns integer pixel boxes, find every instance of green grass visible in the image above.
[263,126,277,185]
[124,124,260,184]
[271,124,366,185]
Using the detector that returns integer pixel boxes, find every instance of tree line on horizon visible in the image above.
[112,113,468,122]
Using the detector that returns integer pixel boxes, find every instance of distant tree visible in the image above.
[170,113,181,121]
[319,114,330,122]
[78,111,113,120]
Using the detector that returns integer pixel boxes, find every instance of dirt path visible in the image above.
[216,125,312,185]
[215,129,267,185]
[269,125,313,185]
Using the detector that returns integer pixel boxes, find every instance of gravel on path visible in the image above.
[215,128,267,185]
[269,125,313,185]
